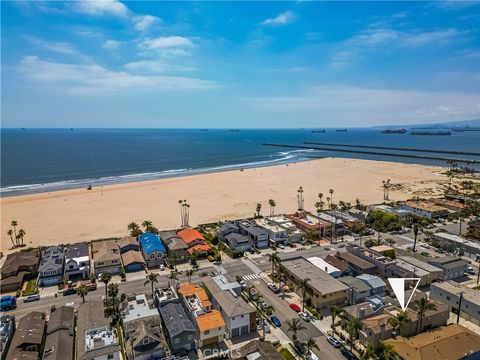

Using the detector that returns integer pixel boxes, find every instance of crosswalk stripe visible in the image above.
[242,274,260,281]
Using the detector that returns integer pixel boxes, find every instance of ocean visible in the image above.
[1,128,479,196]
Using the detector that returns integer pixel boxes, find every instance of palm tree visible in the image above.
[298,277,311,312]
[107,282,119,299]
[189,250,199,266]
[256,203,262,217]
[142,220,153,230]
[268,199,276,217]
[168,270,178,288]
[144,272,159,295]
[7,229,15,248]
[329,304,342,333]
[415,297,437,333]
[329,188,334,206]
[100,271,112,299]
[381,343,397,360]
[297,186,304,211]
[345,316,362,352]
[287,318,306,340]
[387,310,411,337]
[305,337,319,355]
[358,345,377,360]
[77,285,88,303]
[11,220,18,246]
[186,269,195,283]
[267,251,280,278]
[315,193,325,212]
[274,267,285,288]
[18,229,25,246]
[127,222,142,237]
[412,224,420,252]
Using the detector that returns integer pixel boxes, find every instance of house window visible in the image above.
[108,354,114,360]
[204,330,210,335]
[143,337,149,345]
[188,335,194,340]
[174,338,180,344]
[232,317,235,321]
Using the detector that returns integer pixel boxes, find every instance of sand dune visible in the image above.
[1,158,448,253]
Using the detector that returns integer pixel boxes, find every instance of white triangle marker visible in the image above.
[388,278,421,311]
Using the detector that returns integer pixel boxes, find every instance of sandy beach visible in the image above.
[1,158,449,253]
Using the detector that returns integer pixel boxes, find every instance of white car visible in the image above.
[421,243,430,249]
[278,244,285,249]
[267,283,280,293]
[299,312,310,322]
[327,336,341,348]
[159,264,165,271]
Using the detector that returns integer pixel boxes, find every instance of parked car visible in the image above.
[239,280,247,289]
[420,252,431,257]
[260,301,269,309]
[341,347,358,360]
[0,296,17,311]
[289,303,301,312]
[327,336,341,348]
[299,312,310,322]
[421,243,430,249]
[159,264,165,271]
[268,283,280,293]
[86,283,97,291]
[249,248,255,254]
[23,294,40,303]
[278,244,285,249]
[294,340,306,355]
[435,248,444,254]
[270,315,281,327]
[63,288,77,296]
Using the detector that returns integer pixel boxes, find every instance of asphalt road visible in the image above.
[248,277,344,360]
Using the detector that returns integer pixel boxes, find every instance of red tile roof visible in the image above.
[178,228,205,245]
[187,244,211,254]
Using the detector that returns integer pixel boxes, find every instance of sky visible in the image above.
[1,0,479,128]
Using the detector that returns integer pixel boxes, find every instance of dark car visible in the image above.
[294,339,306,355]
[270,315,281,327]
[341,347,358,360]
[63,288,77,296]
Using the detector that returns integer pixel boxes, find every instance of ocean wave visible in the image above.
[0,150,321,196]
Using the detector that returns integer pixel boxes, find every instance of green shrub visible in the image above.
[280,348,296,360]
[207,255,214,262]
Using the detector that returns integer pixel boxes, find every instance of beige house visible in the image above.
[279,257,349,309]
[92,240,122,275]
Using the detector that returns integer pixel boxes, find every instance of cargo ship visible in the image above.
[311,129,326,133]
[336,129,348,132]
[410,130,451,136]
[382,129,407,134]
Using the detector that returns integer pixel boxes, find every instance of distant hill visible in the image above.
[371,118,480,130]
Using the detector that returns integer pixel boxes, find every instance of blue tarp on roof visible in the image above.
[139,233,166,255]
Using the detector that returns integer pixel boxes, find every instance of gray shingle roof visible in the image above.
[43,307,74,360]
[65,243,88,259]
[339,276,372,293]
[39,246,65,273]
[357,274,386,289]
[159,302,196,337]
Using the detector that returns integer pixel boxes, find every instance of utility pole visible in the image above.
[456,292,463,324]
[477,262,480,285]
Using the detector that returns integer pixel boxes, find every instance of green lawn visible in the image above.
[279,348,296,360]
[22,279,38,296]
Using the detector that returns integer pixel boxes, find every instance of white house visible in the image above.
[64,243,90,281]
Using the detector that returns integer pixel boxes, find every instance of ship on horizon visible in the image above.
[311,129,326,133]
[410,130,452,136]
[382,129,407,134]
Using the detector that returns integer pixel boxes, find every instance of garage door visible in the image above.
[203,336,219,346]
[240,325,249,335]
[232,327,240,337]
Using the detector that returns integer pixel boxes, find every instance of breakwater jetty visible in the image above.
[263,143,480,164]
[303,142,480,157]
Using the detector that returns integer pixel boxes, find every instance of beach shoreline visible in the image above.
[1,157,449,254]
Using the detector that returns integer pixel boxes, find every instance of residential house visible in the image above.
[121,250,146,272]
[360,300,449,348]
[268,216,303,243]
[254,218,289,246]
[343,297,386,321]
[222,233,253,253]
[428,256,468,280]
[77,300,120,360]
[0,315,15,360]
[306,256,342,278]
[356,274,386,297]
[324,210,363,232]
[428,197,466,213]
[117,236,139,253]
[177,228,211,258]
[38,246,65,287]
[121,294,168,360]
[64,243,90,282]
[139,233,167,268]
[401,200,449,219]
[397,256,444,283]
[391,259,432,286]
[202,275,256,338]
[218,223,241,242]
[159,231,189,264]
[384,324,480,360]
[92,240,122,275]
[286,212,331,238]
[7,311,46,360]
[43,306,74,360]
[324,254,354,276]
[431,232,480,259]
[178,283,225,347]
[317,212,347,236]
[339,276,373,305]
[238,220,269,248]
[233,340,284,360]
[279,257,349,309]
[158,302,197,354]
[336,251,376,275]
[346,245,396,275]
[0,249,40,293]
[431,281,480,326]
